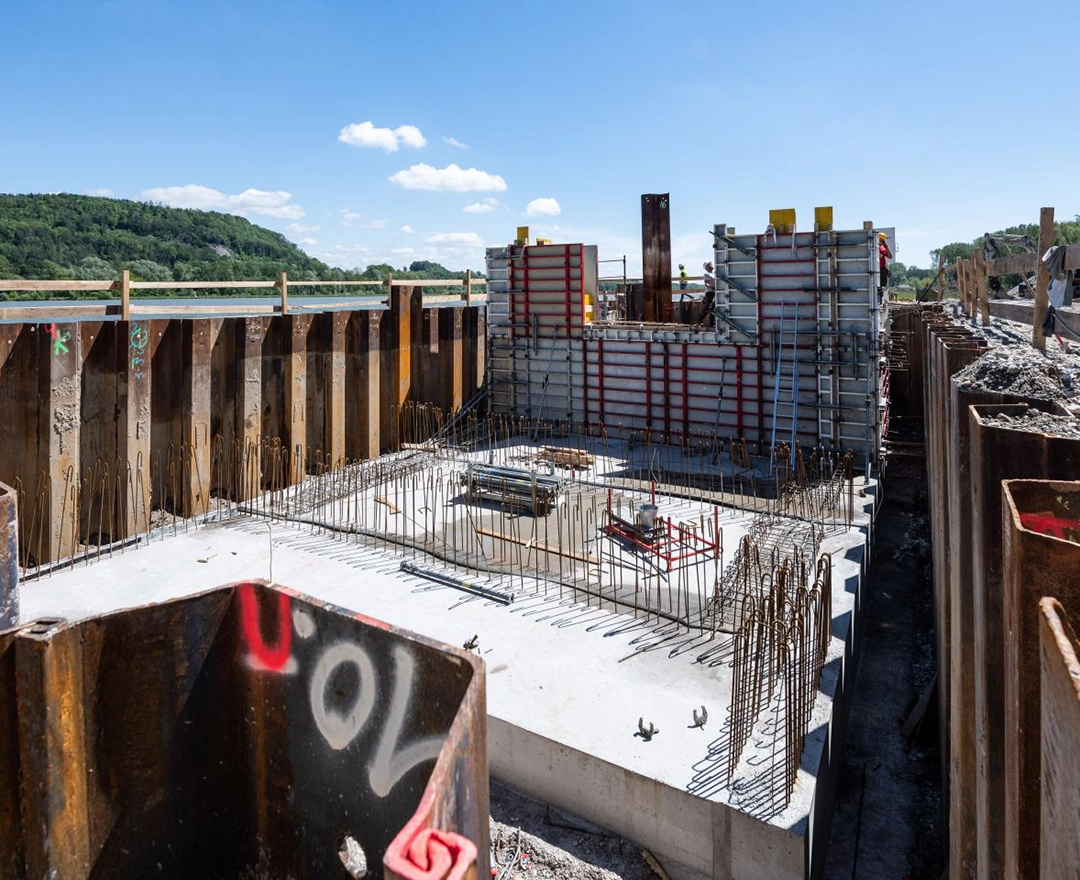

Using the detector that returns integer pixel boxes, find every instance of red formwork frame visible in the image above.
[601,488,722,573]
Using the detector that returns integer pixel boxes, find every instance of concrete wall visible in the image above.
[490,719,803,880]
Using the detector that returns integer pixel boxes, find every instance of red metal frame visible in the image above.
[601,501,721,573]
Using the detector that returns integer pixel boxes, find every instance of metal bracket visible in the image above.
[710,230,757,258]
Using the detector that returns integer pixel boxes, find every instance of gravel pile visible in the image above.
[979,406,1080,439]
[953,344,1080,400]
[489,782,659,880]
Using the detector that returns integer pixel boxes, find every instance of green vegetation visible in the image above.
[928,216,1080,269]
[0,193,479,299]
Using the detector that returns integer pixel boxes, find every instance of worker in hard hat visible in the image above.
[678,264,688,291]
[878,232,893,295]
[699,261,716,327]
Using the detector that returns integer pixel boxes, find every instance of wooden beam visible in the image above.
[974,250,990,326]
[278,270,288,315]
[986,243,1080,277]
[0,280,120,292]
[985,253,1037,276]
[120,270,131,322]
[1033,208,1055,350]
[938,252,946,301]
[128,280,277,290]
[963,255,972,315]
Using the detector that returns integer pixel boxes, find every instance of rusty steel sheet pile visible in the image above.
[1036,597,1080,880]
[1001,481,1080,880]
[0,580,487,880]
[0,482,15,629]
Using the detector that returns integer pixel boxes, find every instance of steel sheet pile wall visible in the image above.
[1036,596,1080,880]
[919,307,1080,880]
[486,229,885,471]
[0,293,483,570]
[0,581,487,880]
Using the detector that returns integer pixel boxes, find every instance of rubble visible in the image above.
[952,344,1080,401]
[979,406,1080,439]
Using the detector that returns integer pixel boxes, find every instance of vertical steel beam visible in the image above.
[360,311,382,458]
[439,307,463,414]
[419,307,440,404]
[1001,480,1080,879]
[117,320,152,539]
[39,321,81,563]
[0,627,22,878]
[15,624,91,878]
[325,312,347,467]
[641,193,672,324]
[1038,597,1080,880]
[383,286,415,450]
[236,318,265,500]
[285,315,309,479]
[0,483,16,628]
[182,319,212,516]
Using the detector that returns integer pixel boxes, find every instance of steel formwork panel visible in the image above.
[486,228,884,470]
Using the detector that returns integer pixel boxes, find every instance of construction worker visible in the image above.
[878,232,892,294]
[700,261,716,327]
[678,264,688,291]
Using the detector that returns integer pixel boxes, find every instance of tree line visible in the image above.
[0,193,480,299]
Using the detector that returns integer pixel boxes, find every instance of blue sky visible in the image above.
[2,0,1078,275]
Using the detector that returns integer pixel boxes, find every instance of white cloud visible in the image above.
[526,197,561,217]
[401,224,415,234]
[363,219,388,229]
[426,232,483,246]
[298,237,317,246]
[464,198,499,214]
[444,136,468,149]
[338,121,427,152]
[389,163,506,192]
[390,247,416,255]
[289,222,320,233]
[85,187,113,197]
[340,209,362,226]
[141,184,305,219]
[393,124,426,149]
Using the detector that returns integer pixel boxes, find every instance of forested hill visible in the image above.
[0,194,476,292]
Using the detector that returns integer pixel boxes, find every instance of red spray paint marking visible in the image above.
[385,820,477,880]
[238,583,292,671]
[1020,512,1080,542]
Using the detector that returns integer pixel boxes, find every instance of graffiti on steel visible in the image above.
[129,323,149,379]
[46,323,70,356]
[237,584,443,798]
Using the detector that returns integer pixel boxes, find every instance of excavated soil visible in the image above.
[979,405,1080,439]
[952,343,1080,401]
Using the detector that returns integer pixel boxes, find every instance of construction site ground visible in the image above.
[18,440,874,880]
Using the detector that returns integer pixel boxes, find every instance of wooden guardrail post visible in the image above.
[278,271,288,316]
[974,250,990,326]
[938,252,945,300]
[120,269,131,321]
[1032,207,1055,350]
[465,269,472,306]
